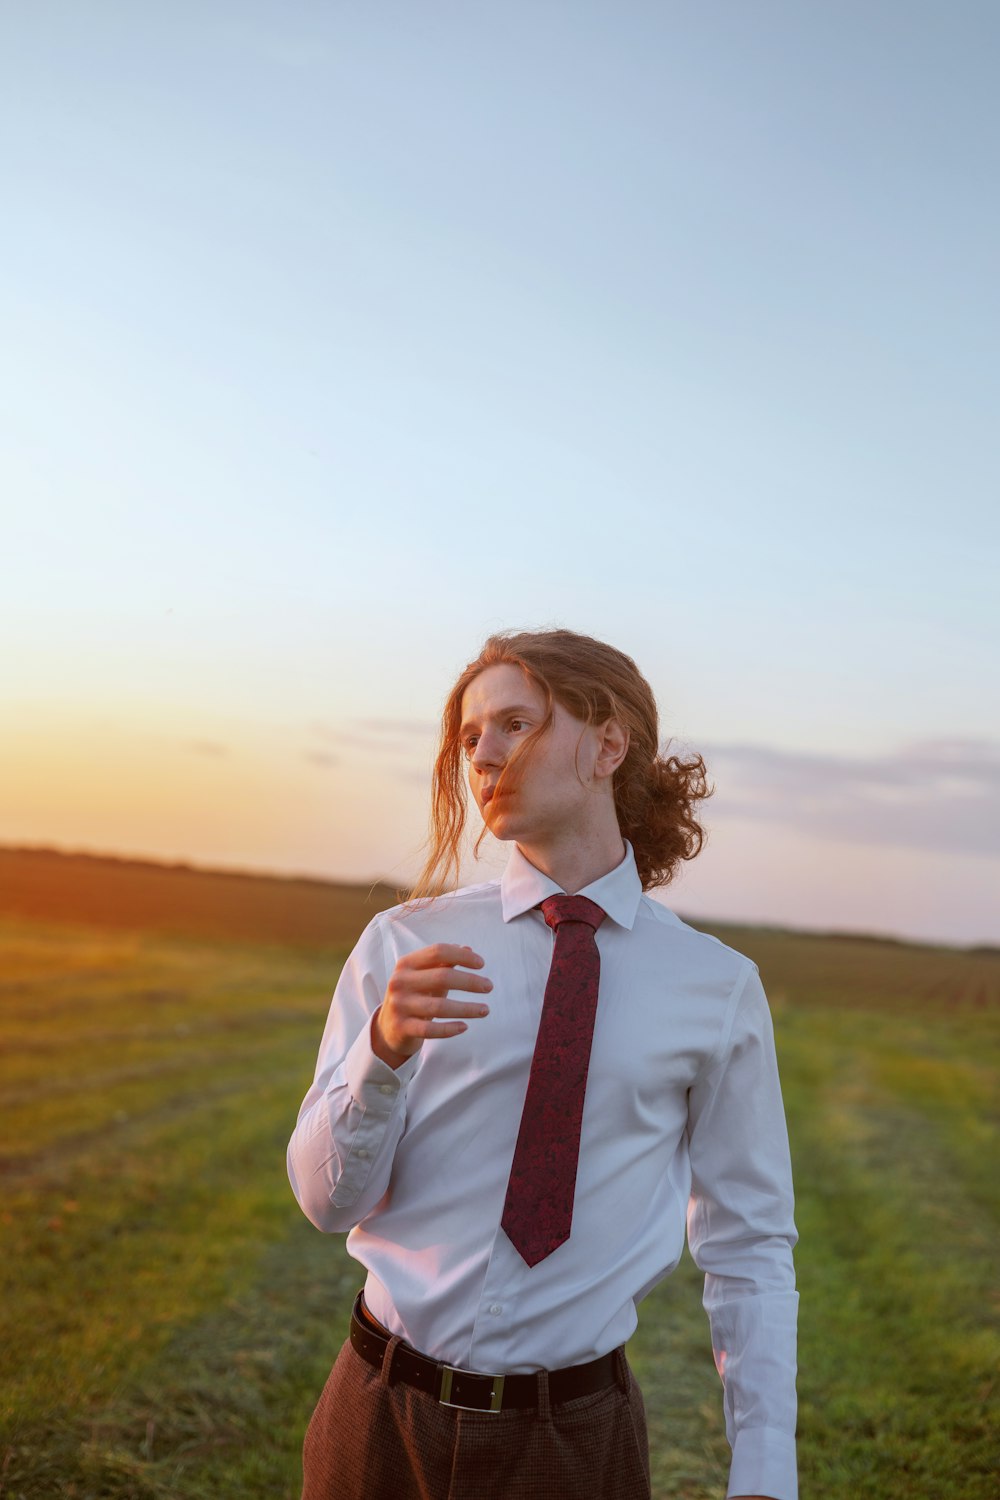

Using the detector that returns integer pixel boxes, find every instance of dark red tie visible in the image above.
[501,893,607,1267]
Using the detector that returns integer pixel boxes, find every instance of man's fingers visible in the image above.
[375,998,487,1061]
[377,946,492,1061]
[408,1018,475,1040]
[403,966,493,997]
[399,944,486,971]
[407,994,490,1020]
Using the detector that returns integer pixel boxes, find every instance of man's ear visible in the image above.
[594,718,629,781]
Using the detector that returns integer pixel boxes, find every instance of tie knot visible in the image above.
[540,894,606,933]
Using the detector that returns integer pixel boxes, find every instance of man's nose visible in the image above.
[471,730,504,770]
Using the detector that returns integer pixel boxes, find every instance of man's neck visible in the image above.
[514,828,627,896]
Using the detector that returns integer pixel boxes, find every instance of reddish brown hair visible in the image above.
[412,628,711,897]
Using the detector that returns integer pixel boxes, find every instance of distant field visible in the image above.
[0,846,400,947]
[1,849,997,1498]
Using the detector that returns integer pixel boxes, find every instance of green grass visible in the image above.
[1,913,998,1498]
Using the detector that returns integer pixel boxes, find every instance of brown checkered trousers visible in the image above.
[301,1333,652,1500]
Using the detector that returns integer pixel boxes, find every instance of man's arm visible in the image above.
[287,915,410,1233]
[287,921,491,1234]
[686,962,799,1500]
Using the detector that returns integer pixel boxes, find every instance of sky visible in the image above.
[2,2,998,945]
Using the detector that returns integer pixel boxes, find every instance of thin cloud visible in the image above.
[303,751,339,769]
[185,739,230,758]
[307,718,437,757]
[702,737,1000,858]
[355,718,438,737]
[399,768,435,787]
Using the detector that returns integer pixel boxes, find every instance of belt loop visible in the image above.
[381,1334,402,1389]
[613,1347,630,1395]
[535,1368,552,1424]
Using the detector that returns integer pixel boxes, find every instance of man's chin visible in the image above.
[483,803,520,841]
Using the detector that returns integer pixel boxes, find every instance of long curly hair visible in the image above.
[411,628,712,898]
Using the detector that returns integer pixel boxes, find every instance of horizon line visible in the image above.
[3,839,995,957]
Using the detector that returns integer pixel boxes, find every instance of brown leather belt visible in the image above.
[350,1291,620,1413]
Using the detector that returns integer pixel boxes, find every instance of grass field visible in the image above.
[1,850,998,1498]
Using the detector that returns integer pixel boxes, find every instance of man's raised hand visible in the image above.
[371,944,492,1069]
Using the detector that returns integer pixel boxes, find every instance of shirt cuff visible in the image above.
[727,1425,798,1500]
[343,1017,420,1104]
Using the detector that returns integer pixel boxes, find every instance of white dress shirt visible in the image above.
[288,842,799,1500]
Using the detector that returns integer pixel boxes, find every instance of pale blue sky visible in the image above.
[3,3,998,941]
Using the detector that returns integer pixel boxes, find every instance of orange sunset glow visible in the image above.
[3,4,997,945]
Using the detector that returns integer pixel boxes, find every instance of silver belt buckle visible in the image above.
[438,1364,506,1413]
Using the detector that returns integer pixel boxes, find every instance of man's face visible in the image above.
[459,663,604,847]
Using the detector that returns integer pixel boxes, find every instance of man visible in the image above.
[288,629,798,1500]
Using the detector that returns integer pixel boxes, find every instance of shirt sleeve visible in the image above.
[686,961,799,1500]
[286,915,419,1233]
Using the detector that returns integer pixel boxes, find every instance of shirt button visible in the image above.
[379,1084,394,1096]
[489,1303,503,1316]
[356,1147,370,1159]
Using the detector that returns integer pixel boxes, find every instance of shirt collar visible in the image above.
[500,840,643,930]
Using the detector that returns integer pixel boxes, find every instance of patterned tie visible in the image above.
[501,893,607,1267]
